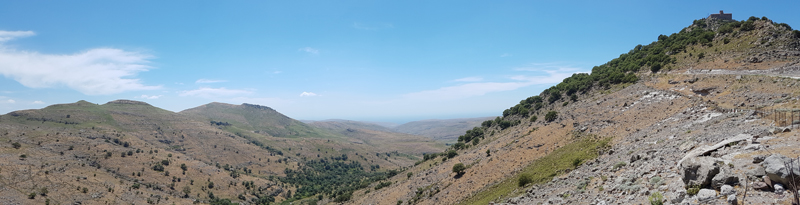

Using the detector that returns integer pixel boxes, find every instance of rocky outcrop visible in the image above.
[762,154,800,186]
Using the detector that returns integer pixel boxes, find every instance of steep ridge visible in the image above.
[347,16,800,205]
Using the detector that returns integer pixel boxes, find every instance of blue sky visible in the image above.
[0,1,798,123]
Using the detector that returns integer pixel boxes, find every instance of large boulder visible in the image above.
[681,157,721,187]
[712,167,740,188]
[762,154,800,186]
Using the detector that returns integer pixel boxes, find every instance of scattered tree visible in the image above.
[446,150,458,159]
[452,163,466,175]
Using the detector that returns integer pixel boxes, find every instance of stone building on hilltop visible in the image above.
[708,10,732,20]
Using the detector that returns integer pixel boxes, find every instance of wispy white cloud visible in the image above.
[404,63,587,101]
[0,31,35,42]
[513,62,584,73]
[404,81,534,101]
[273,71,282,74]
[299,47,319,55]
[500,53,512,57]
[452,77,483,82]
[0,30,161,95]
[178,87,252,98]
[195,79,226,84]
[5,99,15,103]
[352,22,394,30]
[138,95,162,99]
[32,100,44,104]
[299,92,318,97]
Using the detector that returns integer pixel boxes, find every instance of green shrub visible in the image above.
[518,173,533,187]
[452,142,466,150]
[650,63,662,73]
[12,142,21,149]
[613,161,626,170]
[152,163,164,172]
[741,21,755,31]
[529,115,538,122]
[649,176,663,186]
[446,150,458,158]
[375,181,392,190]
[545,111,558,122]
[452,163,466,175]
[686,185,700,196]
[572,158,582,167]
[649,192,664,205]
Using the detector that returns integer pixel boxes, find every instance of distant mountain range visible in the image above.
[303,117,497,143]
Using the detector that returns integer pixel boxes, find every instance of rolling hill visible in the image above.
[0,100,444,204]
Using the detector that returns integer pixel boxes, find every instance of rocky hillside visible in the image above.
[345,16,800,205]
[0,101,443,204]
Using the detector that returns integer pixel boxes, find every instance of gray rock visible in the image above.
[762,154,800,186]
[774,183,785,194]
[753,155,766,163]
[547,197,563,204]
[712,167,739,188]
[746,166,766,177]
[679,141,696,152]
[726,194,737,205]
[763,176,773,187]
[720,184,735,196]
[752,181,769,190]
[695,189,717,202]
[744,144,761,151]
[681,157,721,187]
[669,189,686,204]
[630,154,641,163]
